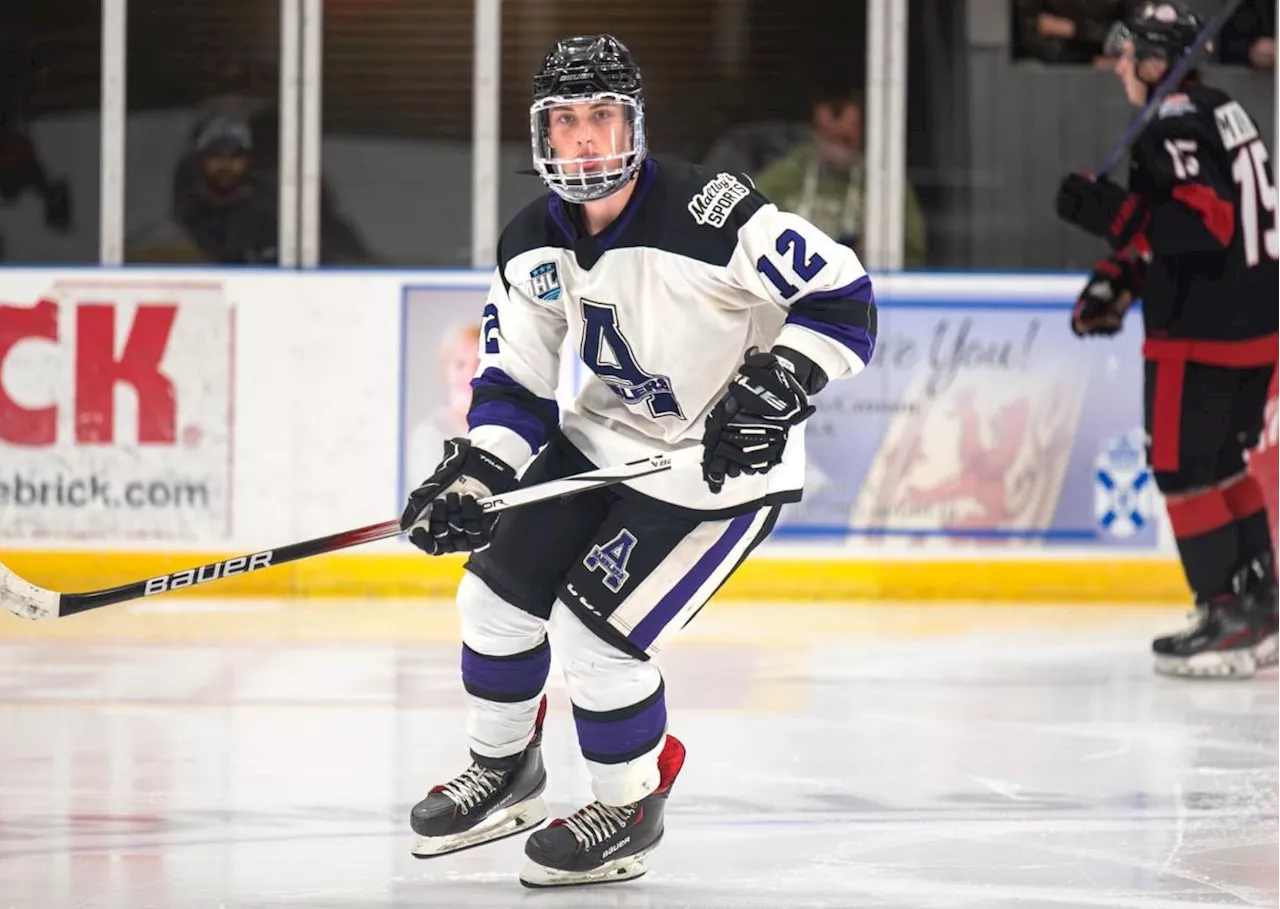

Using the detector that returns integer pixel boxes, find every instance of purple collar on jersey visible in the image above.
[548,157,658,252]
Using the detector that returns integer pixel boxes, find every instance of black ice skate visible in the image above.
[519,734,686,889]
[410,696,549,858]
[1233,547,1274,670]
[1152,584,1270,679]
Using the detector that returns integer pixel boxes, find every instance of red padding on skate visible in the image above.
[654,734,686,794]
[1221,473,1266,519]
[1166,487,1234,539]
[1172,184,1235,247]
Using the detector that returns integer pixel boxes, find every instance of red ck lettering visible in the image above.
[0,300,178,446]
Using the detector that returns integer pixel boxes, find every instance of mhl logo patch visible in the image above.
[530,261,561,301]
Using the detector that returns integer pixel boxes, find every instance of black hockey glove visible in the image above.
[1071,246,1147,338]
[400,438,518,555]
[1055,173,1150,250]
[702,347,820,495]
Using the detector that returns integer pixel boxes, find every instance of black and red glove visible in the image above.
[1071,245,1148,337]
[1055,173,1150,250]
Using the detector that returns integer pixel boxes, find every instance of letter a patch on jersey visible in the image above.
[583,529,638,593]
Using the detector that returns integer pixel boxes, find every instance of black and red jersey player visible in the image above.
[1056,0,1278,679]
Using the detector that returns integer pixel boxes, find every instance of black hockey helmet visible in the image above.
[533,35,643,103]
[1105,1,1204,69]
[530,35,647,203]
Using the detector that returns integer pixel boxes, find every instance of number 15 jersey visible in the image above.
[1128,85,1278,342]
[466,157,878,518]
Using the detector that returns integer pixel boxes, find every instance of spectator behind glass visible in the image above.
[1015,0,1132,65]
[1217,0,1275,69]
[167,108,371,265]
[751,88,928,268]
[171,113,278,264]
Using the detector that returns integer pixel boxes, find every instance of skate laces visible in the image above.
[562,801,635,849]
[439,763,506,812]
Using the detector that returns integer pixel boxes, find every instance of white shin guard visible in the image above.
[548,600,666,807]
[457,572,550,759]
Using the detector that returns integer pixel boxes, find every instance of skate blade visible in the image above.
[1154,649,1257,679]
[518,850,652,889]
[1253,632,1278,668]
[412,797,548,859]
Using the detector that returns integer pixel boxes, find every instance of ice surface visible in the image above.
[0,599,1274,908]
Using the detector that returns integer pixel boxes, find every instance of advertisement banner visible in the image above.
[0,279,233,541]
[399,279,1155,550]
[400,285,494,497]
[779,300,1154,547]
[400,282,578,503]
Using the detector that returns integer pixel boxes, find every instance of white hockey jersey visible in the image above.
[466,157,877,517]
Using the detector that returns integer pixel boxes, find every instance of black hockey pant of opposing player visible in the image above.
[1143,335,1277,601]
[455,430,778,809]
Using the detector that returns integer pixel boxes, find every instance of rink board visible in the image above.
[0,268,1189,604]
[1,548,1187,604]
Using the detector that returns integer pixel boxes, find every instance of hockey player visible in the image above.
[397,35,876,887]
[1055,0,1278,678]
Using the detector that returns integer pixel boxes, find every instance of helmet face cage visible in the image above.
[531,92,646,204]
[1104,21,1135,59]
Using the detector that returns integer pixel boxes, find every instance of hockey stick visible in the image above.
[1095,0,1244,178]
[0,447,703,622]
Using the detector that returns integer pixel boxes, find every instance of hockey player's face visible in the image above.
[1114,43,1167,107]
[546,101,632,172]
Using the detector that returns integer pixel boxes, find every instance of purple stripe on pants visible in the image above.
[461,641,551,703]
[574,692,668,765]
[627,512,756,650]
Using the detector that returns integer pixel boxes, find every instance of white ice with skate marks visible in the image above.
[0,600,1273,909]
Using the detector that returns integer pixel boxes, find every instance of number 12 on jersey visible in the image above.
[756,229,827,299]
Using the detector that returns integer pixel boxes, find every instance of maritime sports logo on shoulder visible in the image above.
[688,173,750,228]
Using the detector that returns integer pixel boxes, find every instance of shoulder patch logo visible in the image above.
[688,172,751,228]
[529,261,561,301]
[1157,93,1196,119]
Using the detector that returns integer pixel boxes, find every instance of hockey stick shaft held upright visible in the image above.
[0,447,699,621]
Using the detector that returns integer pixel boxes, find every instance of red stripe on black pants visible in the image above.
[1165,487,1239,600]
[1143,335,1278,473]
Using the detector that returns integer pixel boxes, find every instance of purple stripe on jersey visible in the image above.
[627,512,756,651]
[466,401,548,452]
[461,642,551,702]
[468,368,559,451]
[471,367,528,392]
[574,692,667,763]
[796,274,874,303]
[785,314,876,366]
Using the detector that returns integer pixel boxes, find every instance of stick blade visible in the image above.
[0,562,60,621]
